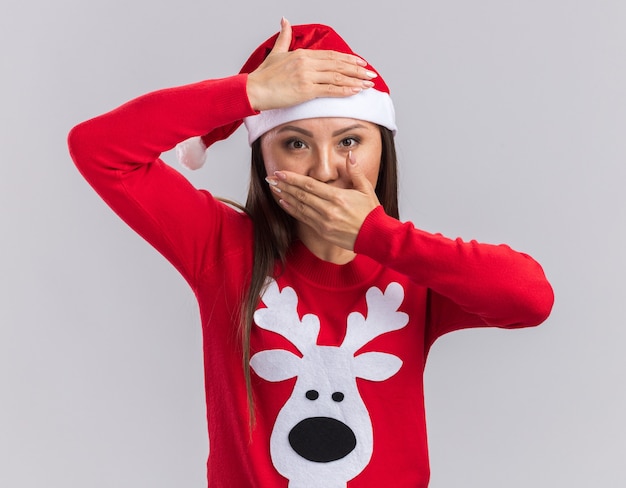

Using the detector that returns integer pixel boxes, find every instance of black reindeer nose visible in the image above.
[288,417,357,462]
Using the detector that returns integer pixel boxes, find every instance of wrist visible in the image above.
[245,72,264,112]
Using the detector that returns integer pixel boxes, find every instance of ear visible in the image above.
[353,352,402,381]
[250,349,301,382]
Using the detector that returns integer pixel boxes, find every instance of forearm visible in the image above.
[355,206,554,328]
[68,74,255,175]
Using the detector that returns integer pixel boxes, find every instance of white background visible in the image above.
[1,0,624,486]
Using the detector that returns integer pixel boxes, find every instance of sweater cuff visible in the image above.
[232,73,260,119]
[200,73,259,128]
[354,205,401,259]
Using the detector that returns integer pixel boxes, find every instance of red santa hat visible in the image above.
[176,23,396,170]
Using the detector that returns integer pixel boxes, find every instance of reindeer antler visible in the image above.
[253,279,320,354]
[342,282,409,354]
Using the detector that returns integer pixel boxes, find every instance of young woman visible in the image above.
[68,18,553,488]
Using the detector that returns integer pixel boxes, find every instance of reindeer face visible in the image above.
[250,281,408,487]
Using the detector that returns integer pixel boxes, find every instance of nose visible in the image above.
[309,147,341,183]
[288,417,357,463]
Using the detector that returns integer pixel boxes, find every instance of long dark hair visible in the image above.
[240,125,399,424]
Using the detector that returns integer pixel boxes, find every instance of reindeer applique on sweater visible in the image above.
[250,279,409,488]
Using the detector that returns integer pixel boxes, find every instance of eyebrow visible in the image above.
[332,124,368,136]
[276,124,369,137]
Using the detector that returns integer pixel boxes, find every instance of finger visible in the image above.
[306,49,369,69]
[309,62,376,81]
[269,173,343,226]
[277,197,315,229]
[274,186,327,230]
[345,151,373,193]
[311,83,370,98]
[271,17,292,54]
[269,179,330,220]
[306,58,376,84]
[277,189,324,221]
[272,171,337,202]
[308,72,375,95]
[305,59,378,94]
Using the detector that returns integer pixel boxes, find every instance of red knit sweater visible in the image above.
[68,74,553,487]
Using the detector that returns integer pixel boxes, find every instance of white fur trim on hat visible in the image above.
[176,136,208,170]
[243,88,396,145]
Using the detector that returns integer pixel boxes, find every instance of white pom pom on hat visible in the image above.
[176,136,207,170]
[176,23,396,170]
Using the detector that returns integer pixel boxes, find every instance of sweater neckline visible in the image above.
[283,240,381,289]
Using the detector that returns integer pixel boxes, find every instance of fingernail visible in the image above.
[274,171,287,180]
[362,80,375,88]
[352,87,363,94]
[266,176,282,191]
[365,70,378,78]
[356,57,367,67]
[281,16,288,27]
[348,150,356,165]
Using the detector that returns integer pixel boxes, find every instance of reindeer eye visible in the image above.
[305,390,319,401]
[332,392,345,402]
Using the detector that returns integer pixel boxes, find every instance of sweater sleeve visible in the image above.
[67,75,258,288]
[354,206,554,348]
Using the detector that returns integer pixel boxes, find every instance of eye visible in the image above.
[339,137,359,148]
[306,390,319,401]
[332,392,345,402]
[286,138,307,150]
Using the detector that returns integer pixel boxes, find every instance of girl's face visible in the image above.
[260,117,382,191]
